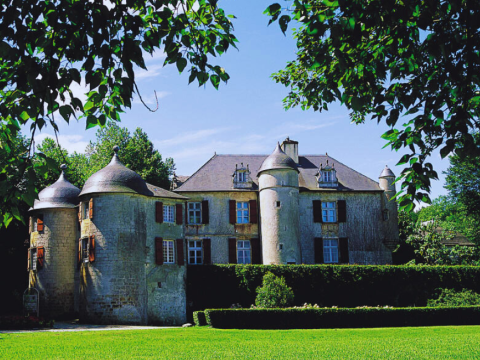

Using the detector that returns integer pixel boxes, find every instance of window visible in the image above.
[83,202,89,220]
[383,209,389,221]
[30,248,37,271]
[163,205,175,223]
[322,202,337,222]
[237,172,246,182]
[188,202,201,224]
[323,239,339,263]
[163,240,175,264]
[188,240,203,264]
[82,238,89,262]
[323,171,333,182]
[237,202,249,224]
[237,240,251,264]
[33,218,38,232]
[275,201,281,208]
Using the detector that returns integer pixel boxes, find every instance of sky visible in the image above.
[30,1,450,205]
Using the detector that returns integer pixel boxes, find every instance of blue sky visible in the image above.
[32,1,449,204]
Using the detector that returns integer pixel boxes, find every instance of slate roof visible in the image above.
[175,154,382,192]
[146,183,188,200]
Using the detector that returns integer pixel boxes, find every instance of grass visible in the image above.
[1,326,480,359]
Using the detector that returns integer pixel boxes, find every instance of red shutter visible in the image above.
[314,237,324,264]
[249,200,258,224]
[37,247,45,269]
[29,217,32,234]
[27,249,31,271]
[89,235,95,263]
[156,202,164,223]
[36,215,44,232]
[176,204,183,225]
[78,238,82,267]
[203,238,211,264]
[155,237,163,265]
[228,238,237,264]
[176,239,184,265]
[313,200,322,223]
[251,238,261,264]
[89,198,93,219]
[338,200,346,223]
[339,237,349,264]
[229,200,236,225]
[202,200,209,224]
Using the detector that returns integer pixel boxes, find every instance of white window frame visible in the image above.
[32,218,38,232]
[236,202,249,224]
[188,240,203,265]
[163,240,175,264]
[188,202,201,225]
[163,205,175,223]
[323,239,339,263]
[30,248,38,271]
[323,171,333,182]
[237,171,246,182]
[237,240,251,264]
[322,201,337,223]
[82,238,89,263]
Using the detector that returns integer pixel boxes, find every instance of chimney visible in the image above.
[281,137,299,163]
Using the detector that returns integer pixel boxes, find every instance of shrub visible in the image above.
[255,272,294,308]
[204,307,480,329]
[193,311,207,326]
[427,288,480,307]
[0,315,54,330]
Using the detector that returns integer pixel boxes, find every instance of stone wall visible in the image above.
[299,191,393,264]
[182,191,259,264]
[29,208,78,318]
[79,193,148,325]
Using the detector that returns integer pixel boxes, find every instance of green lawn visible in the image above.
[1,326,480,359]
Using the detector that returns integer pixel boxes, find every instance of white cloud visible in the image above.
[135,63,165,80]
[35,133,89,154]
[133,91,170,106]
[156,128,233,148]
[271,120,336,139]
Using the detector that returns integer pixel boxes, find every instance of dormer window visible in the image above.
[317,159,338,188]
[233,163,253,189]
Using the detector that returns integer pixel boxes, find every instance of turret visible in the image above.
[379,165,399,249]
[28,164,80,318]
[258,143,302,264]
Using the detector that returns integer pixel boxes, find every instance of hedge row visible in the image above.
[0,316,55,330]
[204,306,480,329]
[193,311,207,326]
[187,265,480,314]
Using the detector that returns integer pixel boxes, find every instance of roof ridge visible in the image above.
[174,153,217,191]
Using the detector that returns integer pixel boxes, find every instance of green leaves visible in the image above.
[266,0,480,210]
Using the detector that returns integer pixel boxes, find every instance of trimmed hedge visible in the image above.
[187,265,480,315]
[204,306,480,329]
[193,311,207,326]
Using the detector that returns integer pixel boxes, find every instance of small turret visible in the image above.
[379,165,399,250]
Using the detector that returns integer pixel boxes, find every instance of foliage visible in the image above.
[205,306,480,329]
[406,219,480,265]
[187,265,480,316]
[427,288,480,307]
[255,272,294,308]
[0,0,237,228]
[4,327,480,359]
[266,0,480,210]
[193,311,207,326]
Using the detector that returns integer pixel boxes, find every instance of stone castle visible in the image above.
[27,138,399,324]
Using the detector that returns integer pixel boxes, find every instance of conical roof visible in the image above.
[379,165,395,178]
[79,146,152,197]
[30,164,81,210]
[257,143,298,175]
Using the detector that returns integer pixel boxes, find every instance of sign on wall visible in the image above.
[23,288,39,317]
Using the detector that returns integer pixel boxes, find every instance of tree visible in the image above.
[0,0,237,228]
[266,0,480,211]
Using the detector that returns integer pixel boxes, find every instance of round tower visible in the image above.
[379,165,399,246]
[258,143,302,264]
[28,164,80,318]
[78,146,151,325]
